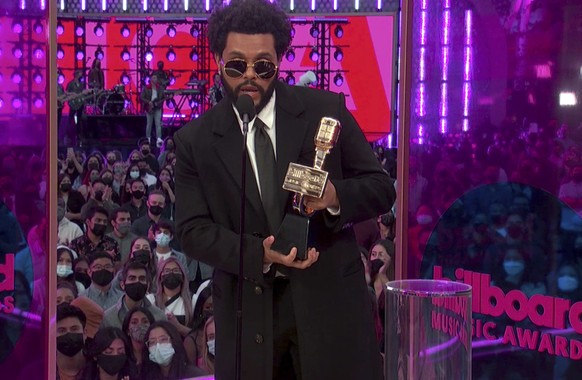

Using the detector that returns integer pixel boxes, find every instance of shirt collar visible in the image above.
[233,90,276,132]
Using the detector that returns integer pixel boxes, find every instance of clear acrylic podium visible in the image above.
[385,280,472,380]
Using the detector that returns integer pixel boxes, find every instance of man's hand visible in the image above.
[302,180,339,212]
[263,236,319,269]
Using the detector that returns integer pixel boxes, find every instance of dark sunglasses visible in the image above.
[221,59,278,79]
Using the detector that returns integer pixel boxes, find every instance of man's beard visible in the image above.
[222,75,277,115]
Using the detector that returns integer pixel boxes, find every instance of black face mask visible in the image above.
[162,273,183,290]
[141,149,150,156]
[131,250,150,265]
[88,162,99,171]
[166,144,174,151]
[130,159,140,165]
[92,223,106,236]
[75,272,92,289]
[107,157,116,165]
[139,169,147,177]
[132,190,144,200]
[97,354,127,375]
[124,282,148,301]
[91,269,114,287]
[102,177,113,186]
[67,161,75,169]
[60,183,71,192]
[94,190,104,202]
[149,205,163,216]
[57,332,84,357]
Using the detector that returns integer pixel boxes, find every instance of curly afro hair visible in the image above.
[208,0,292,59]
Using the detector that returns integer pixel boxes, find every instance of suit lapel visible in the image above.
[211,100,263,218]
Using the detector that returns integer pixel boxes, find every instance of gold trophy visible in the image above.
[272,117,342,259]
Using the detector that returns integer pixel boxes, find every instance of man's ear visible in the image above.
[214,54,221,69]
[120,280,125,291]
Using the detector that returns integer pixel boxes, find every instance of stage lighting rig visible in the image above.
[76,48,85,60]
[121,24,130,38]
[120,71,131,85]
[334,25,344,38]
[166,47,176,62]
[75,24,84,37]
[333,72,344,86]
[190,25,200,38]
[94,23,104,37]
[333,47,343,61]
[95,46,104,60]
[309,47,319,62]
[285,72,295,85]
[285,48,295,62]
[145,48,154,62]
[56,21,64,35]
[145,24,154,38]
[309,24,319,38]
[33,20,43,34]
[121,47,131,61]
[190,47,199,62]
[166,25,176,38]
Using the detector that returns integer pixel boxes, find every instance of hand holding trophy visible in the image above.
[271,117,341,259]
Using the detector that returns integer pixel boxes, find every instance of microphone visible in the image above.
[235,94,256,124]
[233,93,255,380]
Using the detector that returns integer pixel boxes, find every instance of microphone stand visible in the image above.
[235,112,250,380]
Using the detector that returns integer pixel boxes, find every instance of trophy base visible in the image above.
[271,214,310,260]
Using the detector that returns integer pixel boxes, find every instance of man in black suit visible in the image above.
[174,1,395,379]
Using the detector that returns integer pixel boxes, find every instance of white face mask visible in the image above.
[148,343,175,366]
[503,260,525,276]
[207,339,215,356]
[130,170,140,179]
[155,233,172,247]
[57,264,73,278]
[558,275,579,292]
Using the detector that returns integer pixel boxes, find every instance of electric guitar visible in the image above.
[67,89,99,111]
[144,93,173,113]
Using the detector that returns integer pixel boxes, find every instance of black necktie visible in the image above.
[254,118,282,234]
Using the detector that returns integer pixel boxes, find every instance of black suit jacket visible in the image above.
[175,81,394,380]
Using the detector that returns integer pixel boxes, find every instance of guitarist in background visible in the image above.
[141,74,165,147]
[67,70,86,147]
[152,61,170,90]
[57,79,65,131]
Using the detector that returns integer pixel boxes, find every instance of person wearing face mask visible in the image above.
[142,321,205,379]
[494,247,546,298]
[58,197,84,246]
[131,191,173,240]
[102,261,166,329]
[80,252,123,310]
[82,327,138,380]
[150,221,188,272]
[80,179,120,223]
[100,169,121,205]
[555,262,582,299]
[153,168,175,220]
[106,208,137,263]
[138,139,160,174]
[104,151,119,171]
[56,304,87,380]
[70,206,120,261]
[122,307,155,371]
[201,316,216,375]
[122,179,148,222]
[57,246,86,293]
[147,257,193,337]
[136,159,158,187]
[157,137,175,169]
[59,173,87,230]
[184,281,213,366]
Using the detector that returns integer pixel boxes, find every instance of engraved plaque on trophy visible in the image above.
[271,117,341,259]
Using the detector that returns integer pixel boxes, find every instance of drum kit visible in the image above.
[87,84,135,116]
